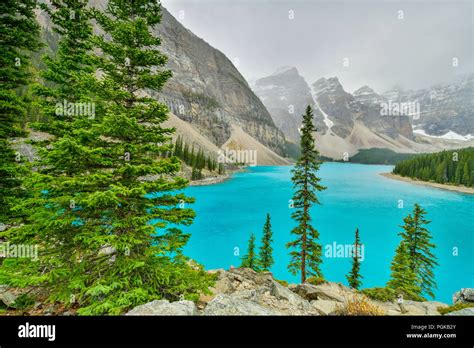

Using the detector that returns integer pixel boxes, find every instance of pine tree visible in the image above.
[397,203,438,298]
[387,241,421,299]
[392,204,438,297]
[0,0,41,227]
[462,162,470,186]
[240,233,258,271]
[346,228,363,289]
[286,105,326,283]
[1,0,213,315]
[258,213,274,271]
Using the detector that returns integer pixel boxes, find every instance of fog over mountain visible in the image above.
[162,0,473,93]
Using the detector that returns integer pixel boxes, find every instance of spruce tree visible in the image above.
[240,233,258,271]
[258,213,274,271]
[397,203,438,298]
[0,0,41,227]
[286,105,326,283]
[346,228,363,289]
[387,241,421,299]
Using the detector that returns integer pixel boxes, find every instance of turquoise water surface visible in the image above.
[179,163,473,303]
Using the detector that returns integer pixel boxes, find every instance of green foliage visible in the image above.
[305,276,325,286]
[349,148,416,165]
[346,228,363,290]
[361,287,398,302]
[388,204,438,299]
[240,233,258,271]
[172,135,218,177]
[438,302,474,315]
[393,147,474,187]
[258,213,274,271]
[287,105,326,283]
[0,0,214,315]
[0,0,41,226]
[12,294,35,310]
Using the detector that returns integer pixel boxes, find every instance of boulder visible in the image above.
[125,300,199,316]
[0,285,18,307]
[289,283,320,301]
[310,299,339,315]
[453,288,474,304]
[301,282,355,302]
[203,294,281,315]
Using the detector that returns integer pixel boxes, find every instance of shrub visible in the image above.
[362,287,425,302]
[335,295,385,316]
[438,302,474,315]
[305,276,325,286]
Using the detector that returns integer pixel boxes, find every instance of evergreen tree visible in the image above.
[0,0,41,227]
[286,105,326,283]
[397,203,438,298]
[387,241,421,299]
[258,213,274,271]
[240,233,258,271]
[346,228,363,290]
[1,0,213,315]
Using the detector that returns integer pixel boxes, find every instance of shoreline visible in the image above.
[381,173,474,195]
[189,167,247,186]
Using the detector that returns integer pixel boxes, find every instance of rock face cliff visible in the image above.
[252,67,314,142]
[36,2,288,162]
[155,8,286,156]
[383,74,474,138]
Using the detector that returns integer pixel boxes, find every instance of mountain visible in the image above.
[252,67,313,142]
[35,2,289,165]
[383,75,474,139]
[155,8,287,159]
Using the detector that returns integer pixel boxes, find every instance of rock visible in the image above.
[310,299,339,315]
[0,285,18,307]
[289,283,320,301]
[303,282,355,303]
[265,281,316,315]
[445,308,474,316]
[125,300,199,316]
[453,288,474,304]
[203,294,280,316]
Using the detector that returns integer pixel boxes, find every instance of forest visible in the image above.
[393,147,474,187]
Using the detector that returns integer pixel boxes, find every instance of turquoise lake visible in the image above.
[179,163,473,303]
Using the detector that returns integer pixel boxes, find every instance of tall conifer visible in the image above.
[287,105,326,283]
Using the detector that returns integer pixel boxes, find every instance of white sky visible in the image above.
[161,0,473,93]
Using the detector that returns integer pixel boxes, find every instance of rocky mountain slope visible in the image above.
[383,74,474,139]
[252,67,314,142]
[35,2,289,165]
[254,67,474,160]
[124,268,468,316]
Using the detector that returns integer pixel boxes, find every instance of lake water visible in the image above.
[179,163,473,303]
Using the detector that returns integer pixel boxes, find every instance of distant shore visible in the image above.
[381,173,474,195]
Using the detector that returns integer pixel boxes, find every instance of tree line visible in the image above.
[393,147,474,187]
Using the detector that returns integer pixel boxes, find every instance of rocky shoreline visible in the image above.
[125,268,473,316]
[381,173,474,195]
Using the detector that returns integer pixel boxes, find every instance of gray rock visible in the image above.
[125,300,199,316]
[0,285,18,307]
[445,308,474,316]
[453,288,474,304]
[310,299,339,315]
[289,283,320,301]
[203,294,281,316]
